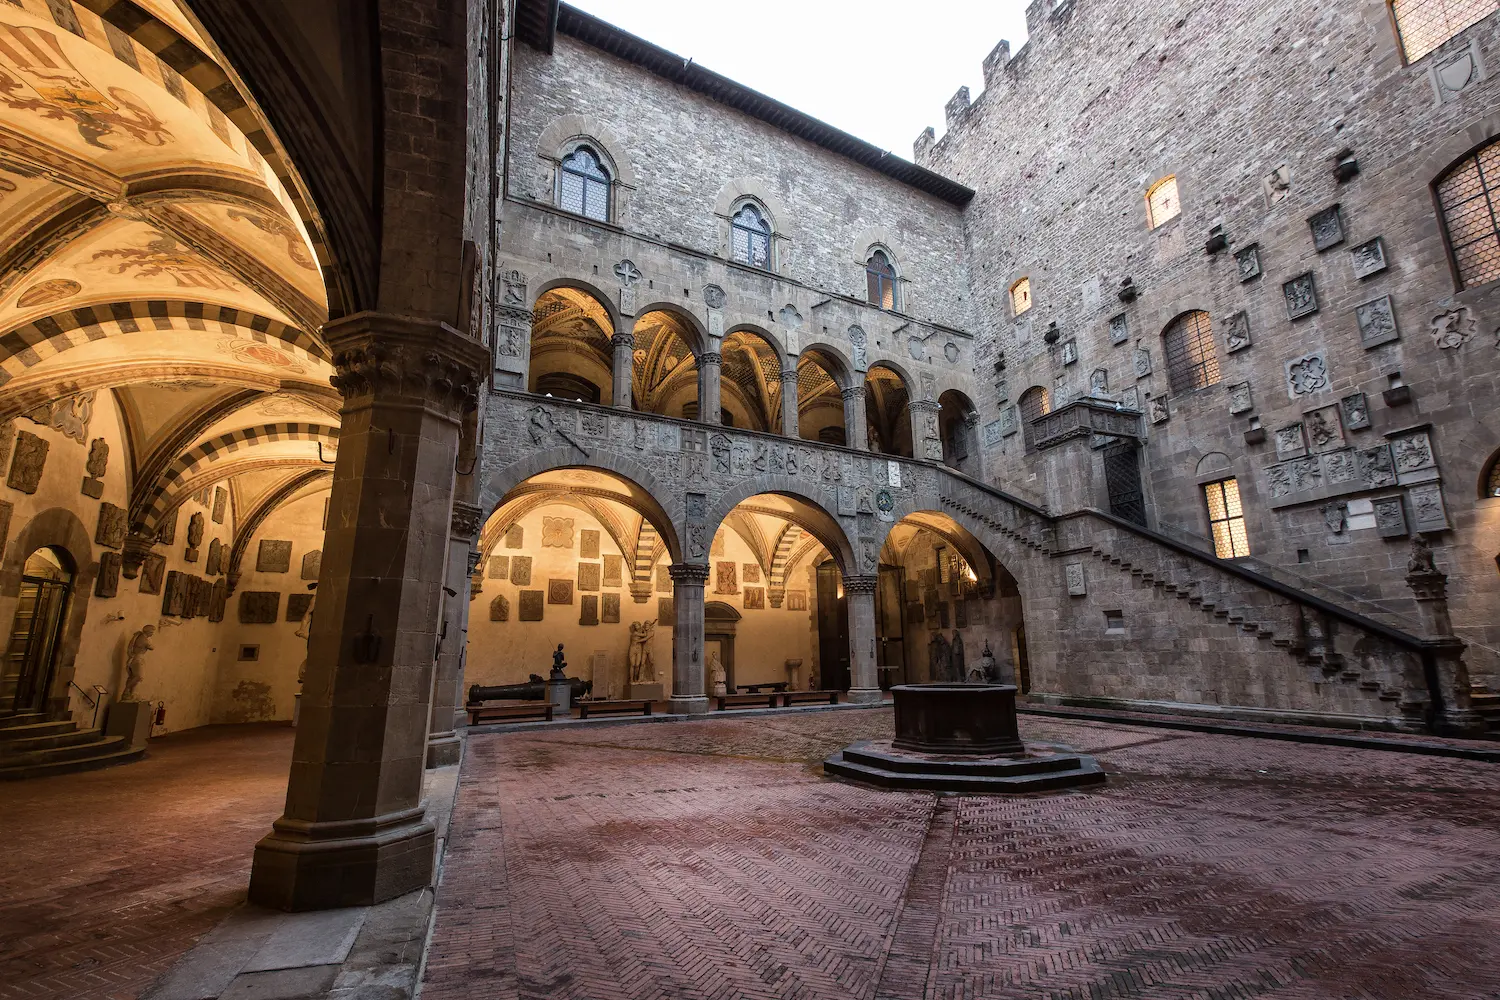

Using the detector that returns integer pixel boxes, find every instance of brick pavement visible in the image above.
[0,725,294,1000]
[423,710,1500,1000]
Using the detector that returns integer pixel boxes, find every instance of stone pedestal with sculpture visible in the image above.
[1404,535,1485,738]
[625,618,663,701]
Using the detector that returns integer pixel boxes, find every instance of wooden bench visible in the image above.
[577,699,653,719]
[467,702,553,725]
[714,692,779,711]
[781,690,840,707]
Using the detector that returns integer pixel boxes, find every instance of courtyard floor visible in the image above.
[423,710,1500,1000]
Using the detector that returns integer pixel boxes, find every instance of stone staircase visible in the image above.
[0,711,143,780]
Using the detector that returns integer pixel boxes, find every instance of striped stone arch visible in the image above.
[0,300,327,387]
[768,524,803,589]
[139,422,339,530]
[477,488,638,569]
[632,522,660,583]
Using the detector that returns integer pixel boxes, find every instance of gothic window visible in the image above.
[1203,477,1250,558]
[1436,136,1500,289]
[1146,175,1180,229]
[730,204,772,269]
[1018,385,1050,424]
[1390,0,1498,62]
[559,146,611,221]
[1010,277,1032,317]
[1162,310,1221,394]
[866,249,898,310]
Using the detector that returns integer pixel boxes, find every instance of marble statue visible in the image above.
[628,619,657,683]
[122,625,155,701]
[708,651,727,697]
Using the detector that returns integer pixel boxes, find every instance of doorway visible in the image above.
[1104,441,1147,526]
[875,564,907,688]
[4,547,75,716]
[704,602,740,694]
[815,561,849,691]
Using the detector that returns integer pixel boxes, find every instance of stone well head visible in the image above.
[890,683,1024,756]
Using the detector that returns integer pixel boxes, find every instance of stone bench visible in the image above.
[738,682,788,694]
[467,702,554,725]
[781,690,840,707]
[714,693,779,711]
[577,700,653,719]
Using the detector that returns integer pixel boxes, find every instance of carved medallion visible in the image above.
[547,579,574,604]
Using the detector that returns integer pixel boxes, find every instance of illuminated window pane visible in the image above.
[1018,385,1050,423]
[1010,277,1032,316]
[866,250,897,310]
[560,147,610,221]
[1203,477,1250,558]
[1391,0,1498,62]
[1437,137,1500,289]
[1147,175,1181,229]
[731,205,771,268]
[1162,310,1221,394]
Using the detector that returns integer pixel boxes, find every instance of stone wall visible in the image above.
[920,0,1500,681]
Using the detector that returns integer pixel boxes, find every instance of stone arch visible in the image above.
[631,303,709,357]
[938,388,981,472]
[712,178,795,240]
[850,225,902,267]
[720,325,788,433]
[530,277,623,336]
[1195,452,1234,478]
[1415,109,1500,188]
[478,450,684,565]
[700,479,855,576]
[865,362,914,458]
[722,323,790,371]
[797,342,855,389]
[0,508,99,717]
[536,114,640,190]
[528,284,618,405]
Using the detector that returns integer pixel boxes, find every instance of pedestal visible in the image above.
[548,677,571,716]
[106,700,152,749]
[292,692,301,728]
[627,682,664,702]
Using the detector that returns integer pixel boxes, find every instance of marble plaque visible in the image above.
[603,554,622,588]
[1065,562,1087,596]
[580,529,600,559]
[787,591,807,611]
[6,431,47,494]
[519,590,544,621]
[212,486,227,524]
[578,562,600,591]
[602,593,621,623]
[742,562,761,584]
[95,502,127,549]
[657,564,671,593]
[94,551,121,598]
[490,593,509,622]
[287,593,314,622]
[543,516,574,548]
[139,553,166,595]
[488,555,510,580]
[715,561,737,594]
[505,525,524,548]
[301,550,322,580]
[743,587,765,609]
[548,579,574,604]
[511,555,533,586]
[257,539,292,573]
[657,596,674,622]
[579,594,599,626]
[238,591,280,624]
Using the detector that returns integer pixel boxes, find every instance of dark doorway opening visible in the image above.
[815,561,849,691]
[4,547,74,715]
[1104,441,1147,526]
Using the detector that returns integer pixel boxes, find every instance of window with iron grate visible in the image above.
[1146,175,1180,229]
[1390,0,1498,62]
[1010,277,1032,317]
[1203,477,1251,559]
[730,204,772,269]
[1162,311,1220,395]
[1018,385,1051,424]
[866,249,897,310]
[1437,137,1500,289]
[559,146,610,221]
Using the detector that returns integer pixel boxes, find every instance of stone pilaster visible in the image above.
[779,368,799,438]
[1404,536,1483,737]
[842,385,868,451]
[669,563,710,715]
[698,350,723,425]
[427,499,482,768]
[610,332,635,409]
[844,574,882,703]
[910,398,943,462]
[248,312,488,912]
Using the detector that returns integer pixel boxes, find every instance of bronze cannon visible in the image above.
[467,674,593,704]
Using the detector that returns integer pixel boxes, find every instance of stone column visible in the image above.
[779,367,800,438]
[699,350,723,425]
[1404,535,1483,737]
[610,332,635,409]
[844,574,882,703]
[248,313,488,912]
[426,499,481,768]
[910,398,943,462]
[842,385,868,451]
[669,563,709,715]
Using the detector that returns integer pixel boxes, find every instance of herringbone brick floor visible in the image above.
[0,724,294,1000]
[423,712,1500,1000]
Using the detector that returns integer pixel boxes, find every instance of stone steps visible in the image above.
[0,711,144,780]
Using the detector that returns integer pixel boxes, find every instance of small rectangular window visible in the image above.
[1104,610,1125,632]
[1147,176,1181,229]
[1203,477,1250,558]
[1391,0,1498,62]
[1010,277,1032,316]
[238,644,260,662]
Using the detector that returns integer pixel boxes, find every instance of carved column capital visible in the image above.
[843,574,879,595]
[325,312,490,416]
[909,398,941,414]
[669,563,711,585]
[699,351,723,367]
[611,332,635,350]
[779,369,800,385]
[840,385,864,401]
[450,500,484,540]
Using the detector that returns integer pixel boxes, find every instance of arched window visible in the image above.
[730,204,772,268]
[1391,0,1498,62]
[1146,175,1180,229]
[1436,136,1500,289]
[1162,311,1220,394]
[866,249,897,310]
[1010,277,1032,317]
[559,146,611,222]
[1018,385,1051,424]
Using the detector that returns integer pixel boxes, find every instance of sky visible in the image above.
[566,0,1030,160]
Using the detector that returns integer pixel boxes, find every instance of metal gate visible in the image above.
[1104,442,1147,526]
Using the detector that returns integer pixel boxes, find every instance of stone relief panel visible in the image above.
[1349,237,1387,279]
[547,579,574,604]
[602,593,621,623]
[1228,382,1253,415]
[518,590,544,621]
[603,554,623,588]
[95,502,127,549]
[578,562,601,591]
[505,525,524,548]
[1283,273,1318,320]
[1065,562,1086,596]
[1109,313,1130,344]
[1372,495,1408,538]
[300,550,322,581]
[489,593,510,622]
[1389,429,1436,477]
[1285,353,1329,398]
[139,553,166,596]
[7,431,48,494]
[1408,483,1449,532]
[510,555,533,586]
[580,594,599,626]
[1263,165,1291,207]
[1235,244,1262,282]
[1225,311,1252,353]
[1430,307,1476,350]
[542,516,574,548]
[1340,393,1370,430]
[238,591,280,624]
[1304,406,1345,454]
[1275,424,1307,460]
[257,539,292,573]
[1355,295,1399,349]
[94,551,121,598]
[1308,205,1345,251]
[715,561,738,594]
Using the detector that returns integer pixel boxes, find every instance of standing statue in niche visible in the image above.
[708,651,727,697]
[122,624,156,701]
[627,619,657,683]
[294,583,316,684]
[928,631,951,683]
